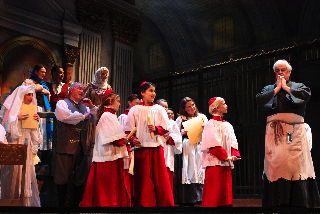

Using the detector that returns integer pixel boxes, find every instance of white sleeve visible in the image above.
[201,113,208,124]
[175,116,182,130]
[126,108,136,132]
[7,118,21,140]
[30,128,43,146]
[118,114,127,128]
[157,106,169,130]
[0,106,6,123]
[96,112,126,145]
[169,121,182,154]
[0,124,7,143]
[54,100,86,125]
[224,123,238,150]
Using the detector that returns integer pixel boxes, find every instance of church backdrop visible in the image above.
[1,0,320,199]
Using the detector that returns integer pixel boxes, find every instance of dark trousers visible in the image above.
[53,151,90,207]
[56,184,85,207]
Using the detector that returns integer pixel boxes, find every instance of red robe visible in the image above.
[167,167,174,191]
[134,146,174,207]
[80,158,131,207]
[202,147,234,207]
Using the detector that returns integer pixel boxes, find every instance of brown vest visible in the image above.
[55,98,90,155]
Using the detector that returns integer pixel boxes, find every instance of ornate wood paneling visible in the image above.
[76,0,109,33]
[111,11,141,46]
[63,44,80,65]
[0,144,27,165]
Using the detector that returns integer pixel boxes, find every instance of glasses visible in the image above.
[274,68,288,73]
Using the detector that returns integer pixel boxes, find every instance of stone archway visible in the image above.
[0,36,59,97]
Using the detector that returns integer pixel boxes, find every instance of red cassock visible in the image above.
[202,166,232,207]
[124,169,134,204]
[167,167,174,191]
[80,158,131,207]
[201,146,239,207]
[134,146,174,207]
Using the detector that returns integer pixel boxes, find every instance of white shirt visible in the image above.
[92,111,128,162]
[54,99,97,125]
[126,104,169,148]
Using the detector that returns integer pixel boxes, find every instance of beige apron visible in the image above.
[264,113,315,182]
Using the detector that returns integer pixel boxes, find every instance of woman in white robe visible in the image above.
[0,85,42,206]
[174,97,207,205]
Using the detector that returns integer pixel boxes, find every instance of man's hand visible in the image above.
[274,75,283,95]
[281,77,291,93]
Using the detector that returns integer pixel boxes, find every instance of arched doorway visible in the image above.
[0,36,59,98]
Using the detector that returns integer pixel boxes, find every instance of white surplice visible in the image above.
[201,119,238,169]
[126,104,169,148]
[163,119,182,172]
[176,113,208,184]
[92,111,128,162]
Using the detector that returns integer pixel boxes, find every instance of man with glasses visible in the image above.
[256,59,320,208]
[53,82,96,207]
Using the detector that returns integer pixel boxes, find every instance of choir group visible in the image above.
[0,59,318,208]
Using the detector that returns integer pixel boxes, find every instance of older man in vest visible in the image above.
[53,82,96,207]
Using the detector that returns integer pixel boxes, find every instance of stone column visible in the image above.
[113,40,134,112]
[62,20,82,83]
[111,11,141,113]
[76,0,108,84]
[78,30,101,84]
